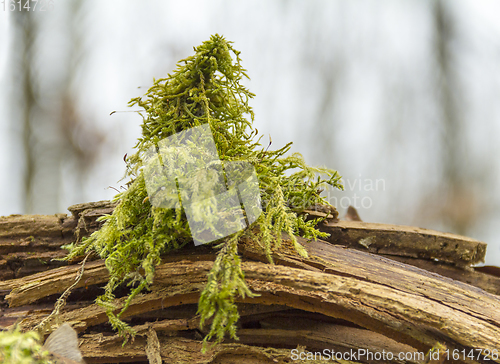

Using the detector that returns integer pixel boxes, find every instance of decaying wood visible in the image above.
[66,200,118,220]
[76,323,421,364]
[1,201,500,364]
[381,255,500,296]
[0,214,74,280]
[1,260,108,307]
[0,202,495,289]
[80,334,327,364]
[4,240,500,363]
[145,326,162,364]
[0,200,115,281]
[303,209,486,266]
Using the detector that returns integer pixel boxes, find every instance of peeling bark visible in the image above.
[1,202,499,364]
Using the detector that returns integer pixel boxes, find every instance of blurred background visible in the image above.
[1,0,499,265]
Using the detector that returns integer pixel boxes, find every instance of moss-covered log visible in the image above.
[2,211,500,363]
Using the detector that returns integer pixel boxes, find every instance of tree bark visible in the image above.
[1,202,499,364]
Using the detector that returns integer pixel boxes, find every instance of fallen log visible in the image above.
[1,202,500,364]
[303,209,487,267]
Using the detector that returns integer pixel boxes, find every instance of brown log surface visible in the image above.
[1,202,500,364]
[303,210,487,266]
[3,238,500,363]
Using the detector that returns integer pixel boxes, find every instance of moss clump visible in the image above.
[0,328,48,364]
[66,34,342,348]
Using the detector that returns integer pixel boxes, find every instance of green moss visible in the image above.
[0,328,49,364]
[65,34,342,349]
